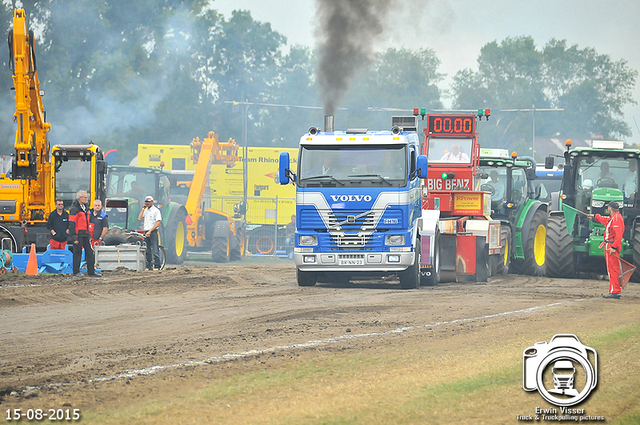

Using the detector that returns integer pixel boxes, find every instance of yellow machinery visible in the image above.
[0,9,106,252]
[181,132,246,261]
[138,143,297,255]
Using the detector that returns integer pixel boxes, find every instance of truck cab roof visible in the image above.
[300,131,419,147]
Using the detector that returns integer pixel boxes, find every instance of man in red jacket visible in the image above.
[588,201,624,299]
[68,190,102,277]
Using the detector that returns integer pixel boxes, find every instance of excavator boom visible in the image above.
[0,9,106,253]
[10,8,50,179]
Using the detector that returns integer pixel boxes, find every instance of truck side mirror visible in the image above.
[544,156,554,169]
[417,155,428,178]
[278,152,290,185]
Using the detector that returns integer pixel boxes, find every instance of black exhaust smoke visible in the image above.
[315,0,398,116]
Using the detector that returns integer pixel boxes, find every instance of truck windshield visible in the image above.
[298,145,407,188]
[428,138,472,164]
[55,159,92,208]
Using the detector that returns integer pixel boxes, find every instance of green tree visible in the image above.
[452,36,547,155]
[205,10,287,147]
[452,36,637,157]
[256,45,319,148]
[1,0,212,160]
[542,38,637,140]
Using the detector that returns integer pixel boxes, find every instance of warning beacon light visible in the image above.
[413,107,427,119]
[477,108,491,121]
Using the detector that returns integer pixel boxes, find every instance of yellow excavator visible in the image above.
[0,9,106,252]
[181,132,246,262]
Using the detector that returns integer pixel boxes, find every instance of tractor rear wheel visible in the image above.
[631,223,640,282]
[165,210,187,264]
[496,226,511,275]
[546,214,575,278]
[518,210,547,276]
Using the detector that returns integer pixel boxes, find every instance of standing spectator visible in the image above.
[284,214,296,259]
[587,201,624,299]
[68,190,101,277]
[89,199,109,247]
[47,199,69,250]
[138,195,162,270]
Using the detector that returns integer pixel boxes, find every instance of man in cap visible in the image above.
[587,201,624,298]
[138,195,162,270]
[68,190,102,277]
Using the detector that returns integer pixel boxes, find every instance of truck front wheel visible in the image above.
[400,238,421,289]
[297,269,317,287]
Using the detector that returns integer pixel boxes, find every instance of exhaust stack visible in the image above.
[324,115,334,133]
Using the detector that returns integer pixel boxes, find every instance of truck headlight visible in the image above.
[591,200,605,208]
[299,235,317,246]
[385,235,405,245]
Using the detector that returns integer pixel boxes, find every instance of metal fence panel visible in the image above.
[208,195,295,256]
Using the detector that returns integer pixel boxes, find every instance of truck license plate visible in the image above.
[339,259,364,266]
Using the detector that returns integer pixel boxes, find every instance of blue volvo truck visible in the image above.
[278,116,428,289]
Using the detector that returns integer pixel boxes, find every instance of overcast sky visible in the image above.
[213,0,640,145]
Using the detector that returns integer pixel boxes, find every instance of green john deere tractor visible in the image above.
[105,166,188,264]
[478,148,548,276]
[545,140,640,278]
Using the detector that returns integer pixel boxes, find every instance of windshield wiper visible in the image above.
[348,173,393,186]
[299,174,345,186]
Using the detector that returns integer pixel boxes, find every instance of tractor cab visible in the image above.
[478,148,536,220]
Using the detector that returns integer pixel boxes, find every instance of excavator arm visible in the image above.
[9,9,50,179]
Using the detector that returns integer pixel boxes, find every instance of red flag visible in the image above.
[615,255,636,290]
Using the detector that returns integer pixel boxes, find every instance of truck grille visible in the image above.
[330,233,374,250]
[338,254,365,260]
[327,210,376,231]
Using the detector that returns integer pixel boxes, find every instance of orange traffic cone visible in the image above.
[25,243,38,275]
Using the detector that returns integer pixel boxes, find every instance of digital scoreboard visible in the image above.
[427,114,476,136]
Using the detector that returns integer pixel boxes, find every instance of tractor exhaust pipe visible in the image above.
[324,115,334,133]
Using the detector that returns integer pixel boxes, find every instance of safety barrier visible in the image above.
[207,195,296,257]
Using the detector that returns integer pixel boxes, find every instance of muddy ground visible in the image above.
[0,259,638,423]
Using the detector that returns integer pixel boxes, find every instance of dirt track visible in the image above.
[1,260,639,423]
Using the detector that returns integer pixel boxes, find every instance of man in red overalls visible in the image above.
[588,201,624,299]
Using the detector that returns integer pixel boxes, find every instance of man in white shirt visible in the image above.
[488,170,505,200]
[440,143,470,162]
[598,161,616,182]
[138,195,162,270]
[624,161,637,199]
